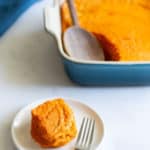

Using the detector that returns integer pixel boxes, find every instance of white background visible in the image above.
[0,1,150,150]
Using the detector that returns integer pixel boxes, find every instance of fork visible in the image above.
[75,117,95,150]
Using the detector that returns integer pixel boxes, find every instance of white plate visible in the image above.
[11,98,104,150]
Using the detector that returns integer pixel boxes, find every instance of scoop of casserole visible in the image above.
[31,98,77,148]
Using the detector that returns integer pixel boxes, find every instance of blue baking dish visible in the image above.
[44,1,150,86]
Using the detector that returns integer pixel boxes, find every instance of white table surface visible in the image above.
[0,1,150,150]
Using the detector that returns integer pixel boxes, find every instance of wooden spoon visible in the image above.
[63,0,105,61]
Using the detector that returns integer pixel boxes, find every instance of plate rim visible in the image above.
[11,97,104,150]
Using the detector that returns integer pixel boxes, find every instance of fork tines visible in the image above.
[75,117,95,150]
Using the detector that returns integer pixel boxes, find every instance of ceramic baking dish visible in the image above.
[44,1,150,85]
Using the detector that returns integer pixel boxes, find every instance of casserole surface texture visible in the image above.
[61,0,150,61]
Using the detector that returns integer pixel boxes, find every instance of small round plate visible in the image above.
[11,98,104,150]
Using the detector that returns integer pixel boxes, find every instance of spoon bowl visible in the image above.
[63,0,105,61]
[64,26,105,61]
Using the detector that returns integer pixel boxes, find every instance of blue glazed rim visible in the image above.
[56,34,150,66]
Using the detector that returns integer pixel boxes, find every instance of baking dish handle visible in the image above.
[44,1,61,39]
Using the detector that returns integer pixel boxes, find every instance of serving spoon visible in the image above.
[63,0,105,61]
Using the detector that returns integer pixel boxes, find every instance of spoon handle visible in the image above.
[66,0,79,26]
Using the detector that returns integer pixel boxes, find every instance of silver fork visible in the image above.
[75,117,95,150]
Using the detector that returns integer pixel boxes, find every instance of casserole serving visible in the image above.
[44,0,150,85]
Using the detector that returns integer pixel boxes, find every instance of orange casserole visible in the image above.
[31,98,77,148]
[61,0,150,61]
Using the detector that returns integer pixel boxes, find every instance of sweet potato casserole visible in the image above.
[61,0,150,61]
